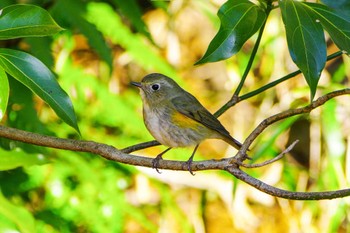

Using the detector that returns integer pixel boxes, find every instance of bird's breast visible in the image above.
[142,104,211,147]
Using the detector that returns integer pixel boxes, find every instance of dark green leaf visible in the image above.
[279,0,326,99]
[321,0,349,8]
[0,67,9,120]
[304,3,350,54]
[321,0,350,21]
[7,77,51,138]
[196,0,266,64]
[0,4,63,39]
[24,37,55,68]
[0,49,80,133]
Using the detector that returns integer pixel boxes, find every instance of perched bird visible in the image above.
[131,73,242,174]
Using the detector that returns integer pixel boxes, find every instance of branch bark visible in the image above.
[0,88,350,200]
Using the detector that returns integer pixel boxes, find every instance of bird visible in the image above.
[131,73,243,174]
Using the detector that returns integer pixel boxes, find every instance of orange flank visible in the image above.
[171,111,202,130]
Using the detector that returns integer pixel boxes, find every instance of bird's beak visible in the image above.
[131,81,142,88]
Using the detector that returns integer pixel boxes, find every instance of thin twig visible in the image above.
[239,51,344,103]
[121,140,160,153]
[215,50,344,116]
[238,140,299,168]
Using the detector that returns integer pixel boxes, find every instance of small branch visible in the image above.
[215,50,344,116]
[240,51,343,102]
[121,140,160,153]
[238,140,299,168]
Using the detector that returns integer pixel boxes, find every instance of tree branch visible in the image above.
[0,88,350,200]
[238,140,299,168]
[0,125,231,170]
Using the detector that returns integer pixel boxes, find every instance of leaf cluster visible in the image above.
[197,0,350,98]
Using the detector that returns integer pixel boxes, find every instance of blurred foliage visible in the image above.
[0,0,349,233]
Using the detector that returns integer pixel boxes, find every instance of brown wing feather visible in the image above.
[171,94,242,149]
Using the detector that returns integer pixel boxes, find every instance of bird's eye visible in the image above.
[151,83,160,91]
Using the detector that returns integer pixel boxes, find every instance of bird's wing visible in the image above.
[171,94,231,137]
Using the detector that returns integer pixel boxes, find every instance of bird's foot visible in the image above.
[152,147,172,174]
[152,154,163,174]
[182,156,195,176]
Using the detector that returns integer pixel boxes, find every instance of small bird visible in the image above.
[131,73,242,174]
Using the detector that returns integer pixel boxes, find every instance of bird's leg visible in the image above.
[152,147,172,173]
[183,144,199,175]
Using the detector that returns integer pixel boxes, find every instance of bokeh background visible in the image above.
[0,0,350,232]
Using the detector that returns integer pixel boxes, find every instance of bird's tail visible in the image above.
[224,135,243,150]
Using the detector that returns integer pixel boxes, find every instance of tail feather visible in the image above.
[223,136,243,150]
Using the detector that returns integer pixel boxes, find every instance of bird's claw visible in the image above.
[182,156,195,176]
[152,154,163,174]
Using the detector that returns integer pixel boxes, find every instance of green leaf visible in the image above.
[321,0,350,21]
[0,67,9,121]
[0,49,80,133]
[196,0,267,64]
[304,3,350,54]
[321,0,350,9]
[279,0,326,99]
[24,37,55,68]
[0,4,63,39]
[0,191,36,233]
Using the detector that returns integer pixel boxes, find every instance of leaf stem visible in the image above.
[233,12,269,97]
[215,50,344,117]
[240,50,344,101]
[215,3,273,118]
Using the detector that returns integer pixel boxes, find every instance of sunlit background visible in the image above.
[0,0,350,232]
